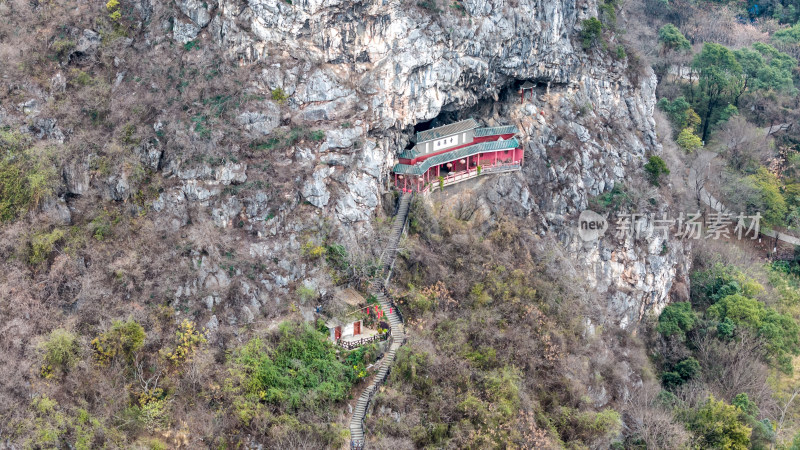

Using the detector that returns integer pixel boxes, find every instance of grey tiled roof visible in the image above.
[393,138,519,176]
[398,148,420,159]
[474,125,518,137]
[520,80,536,89]
[415,118,479,143]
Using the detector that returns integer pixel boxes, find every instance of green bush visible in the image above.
[687,396,751,449]
[161,319,206,365]
[70,69,93,86]
[676,128,703,152]
[690,263,763,307]
[126,396,169,431]
[450,1,466,15]
[417,0,440,11]
[392,346,432,393]
[38,329,80,377]
[106,0,121,21]
[0,130,58,222]
[581,18,603,49]
[271,88,289,105]
[773,23,800,44]
[28,228,66,266]
[615,45,626,60]
[707,293,799,373]
[732,393,758,417]
[89,211,117,241]
[599,0,619,29]
[657,24,691,52]
[717,317,736,339]
[661,371,684,389]
[747,167,788,227]
[675,356,700,380]
[718,104,738,122]
[296,283,317,302]
[231,321,358,412]
[589,184,632,213]
[325,243,348,271]
[789,430,800,450]
[51,39,76,58]
[26,397,117,449]
[91,320,146,365]
[558,407,622,445]
[657,302,697,338]
[644,155,670,186]
[657,97,700,132]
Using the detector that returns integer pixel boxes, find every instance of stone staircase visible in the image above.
[349,192,412,449]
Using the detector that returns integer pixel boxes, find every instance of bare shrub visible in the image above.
[679,5,770,48]
[624,382,691,449]
[626,176,661,211]
[693,331,775,414]
[452,193,479,221]
[711,116,773,172]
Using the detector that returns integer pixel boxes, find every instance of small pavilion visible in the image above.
[519,81,536,103]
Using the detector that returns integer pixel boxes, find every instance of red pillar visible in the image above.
[403,176,406,192]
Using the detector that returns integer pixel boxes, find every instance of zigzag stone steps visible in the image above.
[348,193,412,449]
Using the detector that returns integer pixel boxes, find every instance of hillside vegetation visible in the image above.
[3,0,800,447]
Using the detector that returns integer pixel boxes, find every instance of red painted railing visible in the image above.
[397,162,522,193]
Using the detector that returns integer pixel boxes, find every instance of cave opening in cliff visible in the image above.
[406,95,503,148]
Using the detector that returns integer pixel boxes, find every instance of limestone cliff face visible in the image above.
[147,0,691,329]
[207,0,580,123]
[131,0,686,326]
[194,0,588,230]
[477,68,689,330]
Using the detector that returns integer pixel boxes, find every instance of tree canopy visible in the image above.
[658,24,691,53]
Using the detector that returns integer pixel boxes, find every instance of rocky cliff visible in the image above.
[0,0,698,446]
[2,0,687,337]
[163,0,686,329]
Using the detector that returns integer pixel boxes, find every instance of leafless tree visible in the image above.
[133,352,163,396]
[627,177,661,211]
[693,331,775,414]
[688,151,716,206]
[453,193,479,221]
[625,382,692,449]
[711,116,773,172]
[776,387,800,441]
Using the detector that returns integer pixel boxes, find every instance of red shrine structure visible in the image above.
[391,118,523,193]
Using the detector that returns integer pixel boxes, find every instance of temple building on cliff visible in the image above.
[391,118,523,193]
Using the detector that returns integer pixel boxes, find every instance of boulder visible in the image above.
[74,29,101,55]
[135,140,163,170]
[30,118,64,143]
[63,159,90,196]
[320,125,364,151]
[173,21,200,44]
[215,162,247,185]
[177,0,214,28]
[237,103,280,136]
[301,166,334,208]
